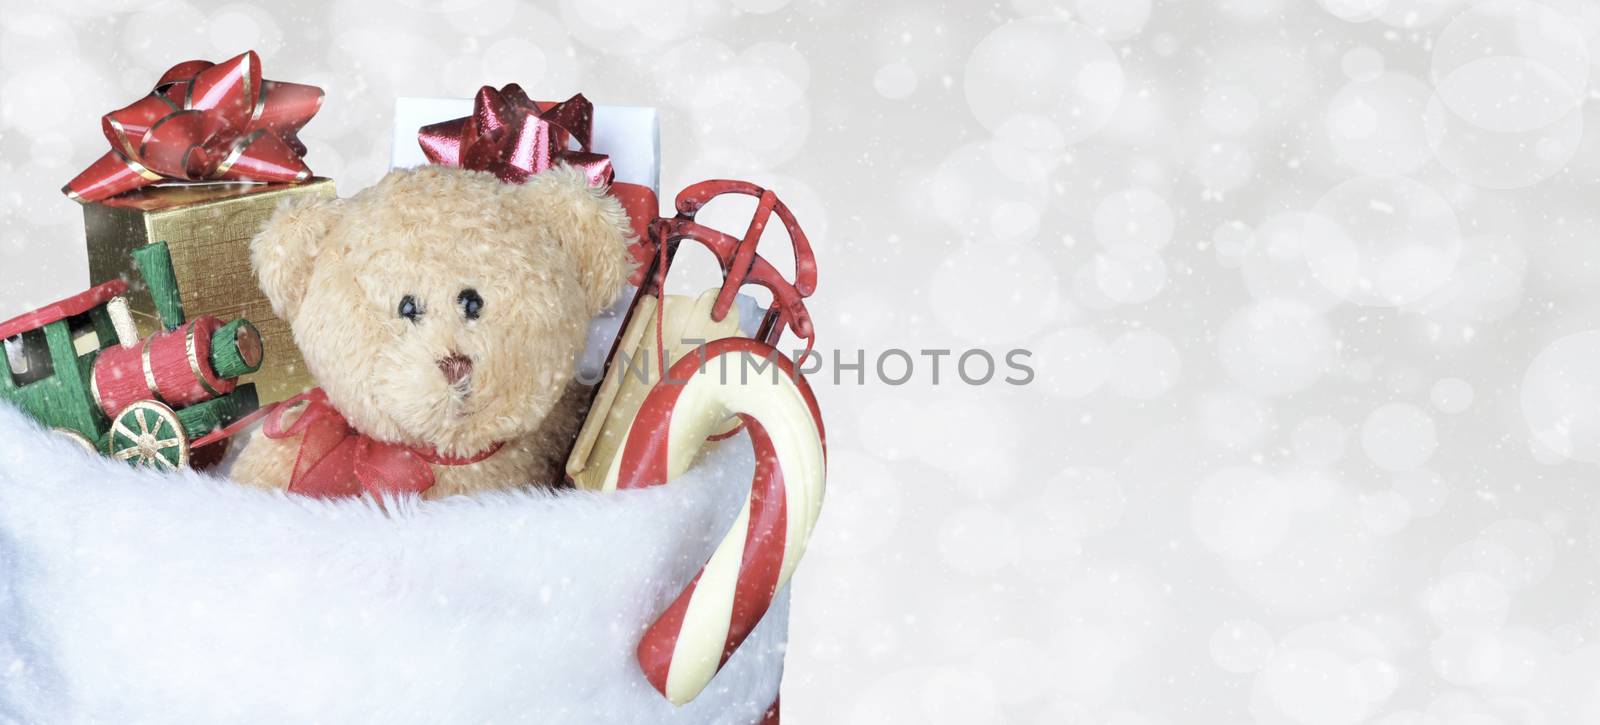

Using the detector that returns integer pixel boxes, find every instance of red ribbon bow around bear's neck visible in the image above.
[262,389,501,499]
[63,50,322,203]
[417,84,659,258]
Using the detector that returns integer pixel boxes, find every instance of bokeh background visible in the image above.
[5,0,1600,722]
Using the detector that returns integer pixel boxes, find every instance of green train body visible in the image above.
[0,242,263,466]
[0,291,122,440]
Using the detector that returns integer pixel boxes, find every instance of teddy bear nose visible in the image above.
[438,352,473,385]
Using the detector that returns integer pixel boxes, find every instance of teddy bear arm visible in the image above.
[229,427,302,492]
[523,379,595,487]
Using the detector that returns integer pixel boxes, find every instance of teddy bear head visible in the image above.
[251,165,635,457]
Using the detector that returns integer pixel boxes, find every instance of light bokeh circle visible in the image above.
[1302,176,1462,306]
[1521,330,1600,463]
[1431,0,1589,133]
[964,19,1124,145]
[1325,72,1433,176]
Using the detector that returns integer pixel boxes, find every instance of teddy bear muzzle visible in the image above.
[437,352,474,388]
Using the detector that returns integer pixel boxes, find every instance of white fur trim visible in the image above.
[0,403,784,723]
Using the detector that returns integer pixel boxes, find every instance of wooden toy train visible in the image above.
[0,241,263,469]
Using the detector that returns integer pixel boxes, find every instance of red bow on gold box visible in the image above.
[63,50,322,203]
[418,85,659,253]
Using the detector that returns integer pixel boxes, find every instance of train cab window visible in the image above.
[4,329,54,387]
[68,313,101,357]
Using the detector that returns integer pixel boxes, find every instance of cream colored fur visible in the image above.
[233,165,635,496]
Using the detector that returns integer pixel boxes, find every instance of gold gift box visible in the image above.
[83,179,335,405]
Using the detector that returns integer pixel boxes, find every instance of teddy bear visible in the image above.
[230,164,635,499]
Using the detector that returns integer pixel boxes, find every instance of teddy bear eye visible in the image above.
[398,295,422,322]
[458,288,483,320]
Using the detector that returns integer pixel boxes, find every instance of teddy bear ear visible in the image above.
[516,167,638,312]
[251,195,344,322]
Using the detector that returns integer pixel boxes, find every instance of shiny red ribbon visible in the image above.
[418,85,614,186]
[417,84,659,264]
[63,50,322,203]
[262,389,501,499]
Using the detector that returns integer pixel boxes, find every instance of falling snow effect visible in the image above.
[4,0,1600,722]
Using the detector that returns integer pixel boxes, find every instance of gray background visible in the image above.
[4,0,1600,722]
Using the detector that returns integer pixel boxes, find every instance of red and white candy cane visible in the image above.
[611,337,826,705]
